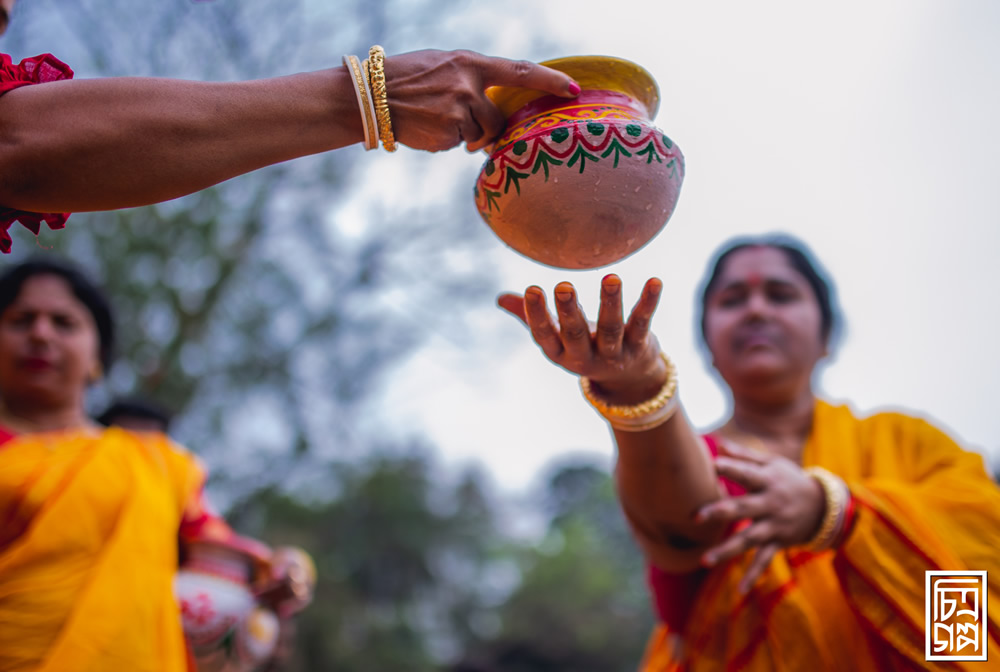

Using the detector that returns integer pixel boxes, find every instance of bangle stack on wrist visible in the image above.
[580,352,679,432]
[343,45,397,152]
[802,466,854,551]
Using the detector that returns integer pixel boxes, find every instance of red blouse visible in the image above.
[0,53,74,253]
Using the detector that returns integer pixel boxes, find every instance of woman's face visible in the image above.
[0,274,100,408]
[0,1,15,36]
[703,246,826,393]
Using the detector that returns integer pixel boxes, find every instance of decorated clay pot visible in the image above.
[175,540,277,672]
[474,56,684,270]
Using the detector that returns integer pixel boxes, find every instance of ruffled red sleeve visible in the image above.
[0,53,75,253]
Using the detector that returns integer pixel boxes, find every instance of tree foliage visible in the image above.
[2,3,656,670]
[229,456,654,671]
[3,0,497,500]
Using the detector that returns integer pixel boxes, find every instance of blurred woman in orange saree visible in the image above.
[501,234,1000,671]
[0,258,205,672]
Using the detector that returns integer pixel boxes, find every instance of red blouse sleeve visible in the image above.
[646,434,747,629]
[0,53,75,253]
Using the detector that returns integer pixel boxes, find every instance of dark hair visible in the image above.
[698,234,840,347]
[0,257,116,369]
[96,397,174,432]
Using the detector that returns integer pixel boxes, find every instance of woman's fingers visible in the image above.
[717,440,771,464]
[496,292,527,324]
[522,286,564,362]
[713,456,771,492]
[456,113,485,148]
[624,278,662,348]
[595,274,624,359]
[694,492,769,524]
[553,282,593,363]
[477,55,580,97]
[739,542,780,594]
[384,50,577,153]
[464,97,507,153]
[701,520,773,567]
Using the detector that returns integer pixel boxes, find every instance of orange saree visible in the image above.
[0,427,204,672]
[639,400,1000,671]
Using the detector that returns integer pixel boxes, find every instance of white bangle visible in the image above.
[607,395,680,432]
[343,54,378,150]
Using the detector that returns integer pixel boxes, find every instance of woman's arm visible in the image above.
[0,70,359,212]
[0,49,577,213]
[613,409,727,571]
[499,275,727,573]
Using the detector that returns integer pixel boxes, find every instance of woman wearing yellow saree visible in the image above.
[0,258,210,672]
[500,235,1000,670]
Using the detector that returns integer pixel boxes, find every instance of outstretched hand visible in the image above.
[694,441,826,593]
[386,50,579,153]
[497,275,667,403]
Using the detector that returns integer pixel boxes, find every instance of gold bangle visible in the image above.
[803,466,848,551]
[608,395,680,432]
[580,352,679,430]
[367,45,397,152]
[361,58,380,148]
[342,55,378,150]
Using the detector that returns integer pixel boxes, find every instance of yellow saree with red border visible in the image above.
[0,427,203,672]
[640,400,1000,671]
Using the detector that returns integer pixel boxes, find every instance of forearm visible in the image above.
[614,401,726,570]
[0,68,362,212]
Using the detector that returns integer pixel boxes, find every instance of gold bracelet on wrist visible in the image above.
[342,55,378,151]
[580,352,679,432]
[803,466,849,551]
[367,44,397,152]
[361,58,380,148]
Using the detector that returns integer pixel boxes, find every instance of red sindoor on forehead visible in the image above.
[739,245,771,288]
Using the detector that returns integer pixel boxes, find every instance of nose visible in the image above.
[27,316,57,343]
[744,289,770,318]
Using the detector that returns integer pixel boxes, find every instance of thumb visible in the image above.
[497,293,529,324]
[478,56,580,97]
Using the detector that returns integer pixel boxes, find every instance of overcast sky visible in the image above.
[358,0,1000,492]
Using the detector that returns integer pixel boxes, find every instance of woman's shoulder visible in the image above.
[820,398,952,438]
[820,398,992,476]
[100,425,203,467]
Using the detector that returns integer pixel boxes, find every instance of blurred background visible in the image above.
[2,1,998,670]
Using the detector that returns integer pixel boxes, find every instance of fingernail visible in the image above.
[554,290,573,303]
[568,81,581,96]
[603,278,621,296]
[525,291,541,304]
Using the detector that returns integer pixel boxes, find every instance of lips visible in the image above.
[19,356,55,371]
[732,327,782,352]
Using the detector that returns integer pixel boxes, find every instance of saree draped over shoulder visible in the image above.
[640,400,1000,671]
[0,427,204,672]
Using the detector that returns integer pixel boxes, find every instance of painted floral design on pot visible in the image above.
[474,56,684,269]
[176,540,277,672]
